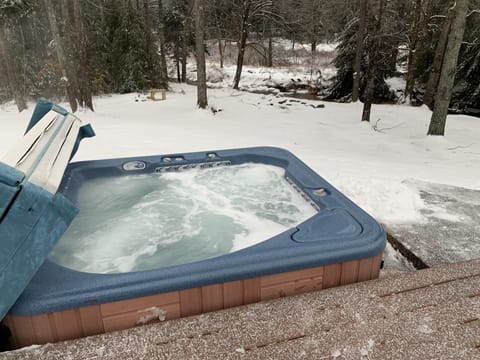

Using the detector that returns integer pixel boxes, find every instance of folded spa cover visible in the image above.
[0,100,94,320]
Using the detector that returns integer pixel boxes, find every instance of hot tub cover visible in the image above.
[0,100,94,320]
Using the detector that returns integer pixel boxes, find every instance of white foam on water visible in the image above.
[49,163,317,273]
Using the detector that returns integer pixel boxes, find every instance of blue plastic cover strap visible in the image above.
[0,164,24,221]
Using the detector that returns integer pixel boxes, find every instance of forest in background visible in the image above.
[0,0,479,125]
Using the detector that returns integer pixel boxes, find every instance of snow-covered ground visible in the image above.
[178,40,337,94]
[1,82,479,272]
[203,63,335,92]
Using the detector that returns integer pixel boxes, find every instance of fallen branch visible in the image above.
[372,118,404,133]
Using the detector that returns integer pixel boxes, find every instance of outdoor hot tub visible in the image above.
[4,146,385,348]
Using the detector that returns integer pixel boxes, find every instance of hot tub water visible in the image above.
[49,163,317,273]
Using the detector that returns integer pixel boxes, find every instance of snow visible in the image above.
[385,76,406,95]
[382,242,416,275]
[1,79,479,272]
[136,307,167,325]
[180,39,337,93]
[187,63,335,92]
[274,38,338,53]
[1,85,479,225]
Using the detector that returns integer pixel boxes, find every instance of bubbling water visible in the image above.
[49,163,317,273]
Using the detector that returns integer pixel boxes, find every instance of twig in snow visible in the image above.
[447,143,475,150]
[372,118,404,133]
[240,99,260,108]
[210,105,223,115]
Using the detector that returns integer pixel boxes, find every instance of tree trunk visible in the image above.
[73,0,94,111]
[194,0,208,108]
[218,39,224,68]
[181,47,187,83]
[361,0,386,122]
[181,12,189,83]
[0,19,27,112]
[99,1,105,24]
[267,5,274,68]
[174,43,181,82]
[428,0,469,136]
[60,0,81,108]
[352,0,368,102]
[28,12,47,67]
[267,36,273,67]
[424,5,454,109]
[405,0,433,103]
[361,60,377,122]
[44,0,77,112]
[233,0,251,90]
[157,0,168,88]
[143,0,157,88]
[60,0,69,24]
[404,0,423,102]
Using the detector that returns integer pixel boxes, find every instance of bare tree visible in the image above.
[158,0,169,86]
[172,0,193,84]
[403,0,423,102]
[428,0,469,136]
[44,0,78,112]
[60,0,81,107]
[352,0,368,102]
[143,0,158,88]
[0,1,30,112]
[73,0,94,111]
[166,0,190,83]
[361,0,387,122]
[0,18,27,112]
[232,0,251,90]
[182,9,190,83]
[232,0,272,90]
[423,3,454,109]
[209,0,230,68]
[195,0,208,108]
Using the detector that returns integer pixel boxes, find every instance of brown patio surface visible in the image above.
[2,259,480,360]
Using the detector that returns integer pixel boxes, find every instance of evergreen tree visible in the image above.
[326,9,396,103]
[453,43,480,112]
[106,1,149,93]
[164,1,192,83]
[450,7,480,113]
[80,1,110,95]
